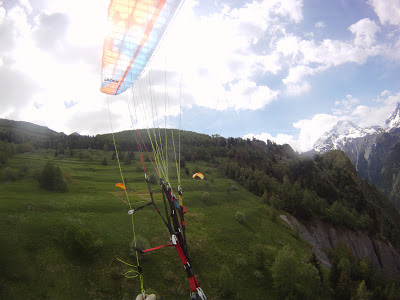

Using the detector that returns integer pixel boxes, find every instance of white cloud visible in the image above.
[369,0,400,26]
[332,95,360,115]
[0,6,5,24]
[32,12,70,50]
[276,35,301,57]
[352,91,400,128]
[349,18,380,47]
[293,114,342,152]
[285,81,311,96]
[150,0,300,111]
[244,112,345,152]
[282,65,325,95]
[274,17,384,96]
[1,0,399,140]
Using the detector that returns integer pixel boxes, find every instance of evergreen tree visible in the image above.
[336,271,352,300]
[309,253,323,286]
[354,280,372,300]
[329,259,340,290]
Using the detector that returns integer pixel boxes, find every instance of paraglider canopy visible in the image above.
[100,0,183,95]
[115,183,126,190]
[192,172,204,180]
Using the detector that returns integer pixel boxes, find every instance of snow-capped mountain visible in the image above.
[313,102,400,154]
[311,102,400,208]
[386,102,400,130]
[313,120,378,153]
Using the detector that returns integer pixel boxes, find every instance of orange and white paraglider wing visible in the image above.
[192,172,204,180]
[115,183,126,190]
[100,0,183,95]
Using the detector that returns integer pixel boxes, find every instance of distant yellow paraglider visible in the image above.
[192,172,205,180]
[115,183,126,190]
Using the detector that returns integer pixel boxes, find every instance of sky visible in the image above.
[1,0,400,152]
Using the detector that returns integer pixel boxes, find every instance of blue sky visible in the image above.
[1,0,400,152]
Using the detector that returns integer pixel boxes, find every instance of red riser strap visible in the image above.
[189,276,200,292]
[141,243,174,253]
[175,242,188,264]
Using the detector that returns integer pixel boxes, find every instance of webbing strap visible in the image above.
[141,243,174,253]
[133,201,153,212]
[175,242,188,265]
[189,276,200,292]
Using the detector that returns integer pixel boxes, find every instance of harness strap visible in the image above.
[140,244,174,253]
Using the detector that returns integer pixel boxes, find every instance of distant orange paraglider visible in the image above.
[115,183,126,190]
[192,172,205,180]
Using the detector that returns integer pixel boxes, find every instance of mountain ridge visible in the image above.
[311,102,400,207]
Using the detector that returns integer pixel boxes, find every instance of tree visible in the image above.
[124,152,131,165]
[39,161,69,192]
[329,259,340,289]
[336,270,352,300]
[297,262,321,299]
[271,246,298,298]
[354,280,372,300]
[309,253,323,286]
[261,189,269,204]
[149,174,158,185]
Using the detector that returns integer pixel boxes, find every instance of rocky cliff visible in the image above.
[281,215,400,278]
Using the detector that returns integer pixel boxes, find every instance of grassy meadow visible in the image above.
[0,149,312,299]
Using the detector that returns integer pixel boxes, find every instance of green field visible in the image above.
[0,150,312,299]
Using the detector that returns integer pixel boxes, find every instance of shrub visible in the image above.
[17,165,29,179]
[3,167,17,182]
[225,187,231,194]
[124,153,131,165]
[254,243,265,270]
[64,223,102,257]
[219,265,234,297]
[149,174,158,185]
[201,192,211,204]
[101,157,108,166]
[270,193,283,210]
[235,211,246,224]
[231,185,239,191]
[270,207,278,221]
[38,161,69,192]
[254,270,264,280]
[236,257,247,268]
[130,235,151,258]
[261,190,269,204]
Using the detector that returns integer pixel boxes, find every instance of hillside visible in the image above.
[2,118,400,298]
